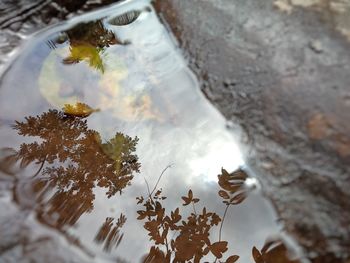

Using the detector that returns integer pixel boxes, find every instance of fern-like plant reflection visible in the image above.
[136,168,247,263]
[137,168,300,263]
[5,105,140,251]
[1,106,302,261]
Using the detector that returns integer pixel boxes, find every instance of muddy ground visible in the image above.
[0,0,349,262]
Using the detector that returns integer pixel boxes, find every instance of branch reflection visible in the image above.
[137,168,300,263]
[0,107,301,262]
[2,106,140,251]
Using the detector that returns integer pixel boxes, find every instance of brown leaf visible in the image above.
[229,192,247,205]
[181,190,194,206]
[181,196,191,206]
[137,210,147,220]
[209,241,228,259]
[252,246,264,263]
[218,190,230,199]
[210,213,221,226]
[136,196,144,204]
[218,168,247,193]
[231,169,248,180]
[226,255,239,263]
[221,168,230,177]
[171,208,181,223]
[192,198,200,203]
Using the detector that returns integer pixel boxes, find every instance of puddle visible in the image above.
[0,0,302,262]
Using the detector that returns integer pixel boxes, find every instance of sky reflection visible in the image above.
[0,0,299,262]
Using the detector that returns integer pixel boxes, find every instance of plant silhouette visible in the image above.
[136,168,250,263]
[10,108,140,230]
[0,108,302,261]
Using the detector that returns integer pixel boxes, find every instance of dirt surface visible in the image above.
[154,1,350,262]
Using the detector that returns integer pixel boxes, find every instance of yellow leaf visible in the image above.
[63,102,99,117]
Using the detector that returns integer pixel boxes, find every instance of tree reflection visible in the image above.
[9,108,140,232]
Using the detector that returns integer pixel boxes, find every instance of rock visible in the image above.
[154,0,350,262]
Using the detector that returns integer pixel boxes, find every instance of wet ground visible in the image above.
[0,1,303,262]
[0,0,349,262]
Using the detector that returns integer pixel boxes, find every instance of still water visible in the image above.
[0,0,301,262]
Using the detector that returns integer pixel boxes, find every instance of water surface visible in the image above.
[0,1,301,262]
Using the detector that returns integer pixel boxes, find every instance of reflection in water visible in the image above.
[95,214,126,252]
[137,186,239,262]
[108,10,143,26]
[37,7,158,121]
[136,168,298,263]
[63,102,100,117]
[0,1,303,262]
[253,239,300,263]
[0,107,300,262]
[8,107,139,233]
[49,19,127,73]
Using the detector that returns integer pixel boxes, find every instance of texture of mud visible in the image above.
[154,1,350,262]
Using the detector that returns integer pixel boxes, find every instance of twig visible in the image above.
[214,204,231,263]
[150,164,172,196]
[32,156,46,178]
[219,204,230,242]
[192,202,197,216]
[144,177,152,199]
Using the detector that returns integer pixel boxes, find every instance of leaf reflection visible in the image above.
[0,107,302,261]
[136,168,250,262]
[137,167,299,263]
[4,107,139,250]
[95,214,126,252]
[49,20,128,73]
[252,239,300,263]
